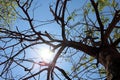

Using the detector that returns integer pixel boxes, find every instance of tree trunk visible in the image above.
[98,46,120,80]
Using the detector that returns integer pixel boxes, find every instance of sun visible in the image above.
[39,47,54,63]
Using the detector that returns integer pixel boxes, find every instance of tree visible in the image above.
[0,0,16,29]
[0,0,120,80]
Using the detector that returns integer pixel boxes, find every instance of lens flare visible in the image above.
[39,48,54,63]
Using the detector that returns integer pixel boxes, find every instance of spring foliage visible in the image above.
[0,0,16,29]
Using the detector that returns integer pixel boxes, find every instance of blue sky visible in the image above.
[0,0,106,80]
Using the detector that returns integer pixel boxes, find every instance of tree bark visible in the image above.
[67,41,120,80]
[98,46,120,80]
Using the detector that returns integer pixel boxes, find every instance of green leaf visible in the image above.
[0,0,17,29]
[67,12,77,21]
[114,33,120,39]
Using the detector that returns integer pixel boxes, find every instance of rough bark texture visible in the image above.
[98,46,120,80]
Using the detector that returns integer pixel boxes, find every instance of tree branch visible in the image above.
[55,66,71,80]
[47,45,66,80]
[104,10,120,41]
[67,41,99,57]
[50,0,68,41]
[16,0,46,42]
[61,0,67,41]
[90,0,105,45]
[23,68,48,80]
[112,38,120,47]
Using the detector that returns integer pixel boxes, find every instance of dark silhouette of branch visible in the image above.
[104,10,120,41]
[61,0,68,41]
[112,38,120,47]
[55,66,71,80]
[0,42,43,66]
[0,0,120,80]
[90,0,105,45]
[47,45,66,80]
[23,68,48,80]
[50,0,69,41]
[67,41,98,57]
[16,0,46,42]
[55,0,60,17]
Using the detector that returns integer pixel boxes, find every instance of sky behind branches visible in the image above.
[0,0,103,80]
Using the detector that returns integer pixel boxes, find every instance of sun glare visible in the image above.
[39,47,54,63]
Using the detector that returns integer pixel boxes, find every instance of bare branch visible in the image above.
[104,10,120,41]
[67,41,98,57]
[50,0,69,41]
[55,66,71,80]
[23,68,48,80]
[112,38,120,47]
[90,0,105,45]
